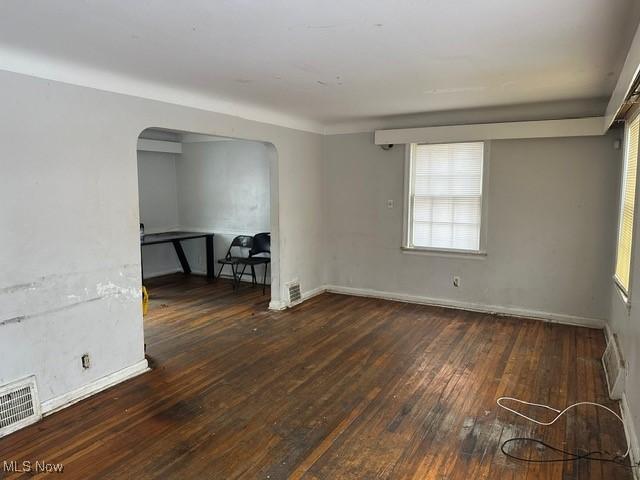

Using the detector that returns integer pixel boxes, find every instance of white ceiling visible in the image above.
[0,0,639,133]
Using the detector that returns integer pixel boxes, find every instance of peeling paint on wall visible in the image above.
[0,315,25,326]
[96,281,139,300]
[0,264,141,326]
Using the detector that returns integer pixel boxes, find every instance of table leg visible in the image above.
[172,240,191,274]
[206,235,215,279]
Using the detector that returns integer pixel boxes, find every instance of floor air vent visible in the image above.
[287,281,301,305]
[0,376,41,437]
[602,334,625,400]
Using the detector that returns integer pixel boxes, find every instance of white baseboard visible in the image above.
[268,283,605,329]
[40,359,149,416]
[324,285,605,329]
[143,267,182,279]
[301,285,326,302]
[268,285,326,311]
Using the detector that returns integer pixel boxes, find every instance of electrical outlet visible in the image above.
[453,276,460,288]
[81,353,91,369]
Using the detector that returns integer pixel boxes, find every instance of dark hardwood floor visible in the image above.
[0,274,632,479]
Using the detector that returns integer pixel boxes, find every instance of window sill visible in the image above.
[401,246,487,259]
[613,276,631,309]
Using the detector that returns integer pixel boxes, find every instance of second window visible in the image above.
[406,141,485,252]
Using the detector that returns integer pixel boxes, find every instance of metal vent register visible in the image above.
[602,334,625,400]
[0,376,41,437]
[287,281,301,304]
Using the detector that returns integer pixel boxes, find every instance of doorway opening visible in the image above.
[136,127,275,317]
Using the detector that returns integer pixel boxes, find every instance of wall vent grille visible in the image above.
[0,376,41,438]
[287,281,301,305]
[602,334,625,400]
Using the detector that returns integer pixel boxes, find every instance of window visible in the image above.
[615,114,640,294]
[406,142,484,252]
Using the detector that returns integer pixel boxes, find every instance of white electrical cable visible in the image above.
[496,396,629,458]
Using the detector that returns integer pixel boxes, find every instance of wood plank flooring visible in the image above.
[0,274,632,479]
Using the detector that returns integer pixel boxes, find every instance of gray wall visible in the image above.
[323,132,621,324]
[0,70,325,407]
[177,140,271,281]
[137,150,181,277]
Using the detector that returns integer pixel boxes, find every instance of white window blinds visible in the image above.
[615,115,639,293]
[409,142,484,251]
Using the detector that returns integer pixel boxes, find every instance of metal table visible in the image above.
[141,231,215,279]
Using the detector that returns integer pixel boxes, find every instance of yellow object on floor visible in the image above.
[142,286,149,315]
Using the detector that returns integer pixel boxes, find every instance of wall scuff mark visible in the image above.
[0,264,141,326]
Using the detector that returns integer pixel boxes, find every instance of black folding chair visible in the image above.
[217,235,253,288]
[236,232,270,294]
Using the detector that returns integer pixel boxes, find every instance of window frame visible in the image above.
[402,141,490,257]
[614,108,640,302]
